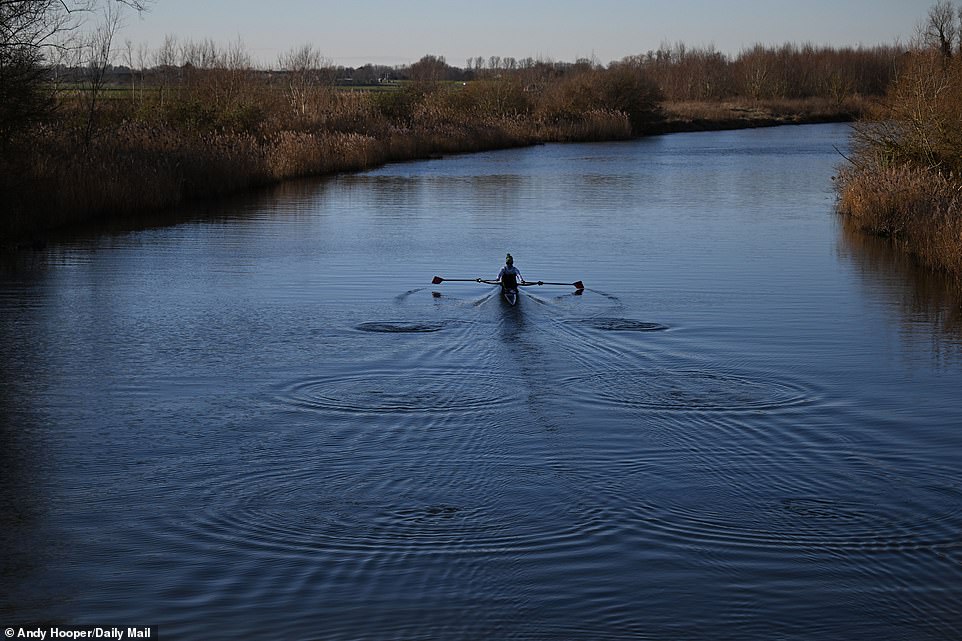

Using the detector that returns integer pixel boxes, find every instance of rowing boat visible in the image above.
[502,286,518,306]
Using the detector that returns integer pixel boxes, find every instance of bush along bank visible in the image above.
[836,48,962,287]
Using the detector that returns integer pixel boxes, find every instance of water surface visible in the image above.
[2,124,961,640]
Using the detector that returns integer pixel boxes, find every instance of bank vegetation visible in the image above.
[837,1,962,284]
[2,1,903,240]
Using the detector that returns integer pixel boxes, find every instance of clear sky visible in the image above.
[117,0,936,67]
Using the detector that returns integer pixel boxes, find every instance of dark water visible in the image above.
[2,124,962,640]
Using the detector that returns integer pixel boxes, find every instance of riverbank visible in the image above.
[656,97,863,133]
[1,113,619,243]
[3,96,860,245]
[834,50,962,287]
[836,162,962,287]
[2,68,657,243]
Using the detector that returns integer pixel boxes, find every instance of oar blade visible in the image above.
[573,281,585,291]
[431,276,444,285]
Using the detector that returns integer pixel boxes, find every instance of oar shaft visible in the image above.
[522,280,585,289]
[432,276,499,285]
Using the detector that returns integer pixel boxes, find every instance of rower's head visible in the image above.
[505,253,513,266]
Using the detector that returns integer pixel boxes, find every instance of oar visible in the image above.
[432,276,499,285]
[520,280,585,290]
[432,276,584,290]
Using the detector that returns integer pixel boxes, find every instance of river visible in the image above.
[2,123,961,640]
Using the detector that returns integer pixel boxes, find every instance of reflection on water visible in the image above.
[838,216,962,355]
[2,125,962,640]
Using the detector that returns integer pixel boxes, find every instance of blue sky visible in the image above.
[118,0,936,67]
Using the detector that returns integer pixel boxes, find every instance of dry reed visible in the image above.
[837,162,962,284]
[836,49,962,284]
[2,46,884,241]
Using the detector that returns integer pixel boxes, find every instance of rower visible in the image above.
[497,253,523,292]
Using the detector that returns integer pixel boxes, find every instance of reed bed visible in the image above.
[836,49,962,284]
[1,41,893,241]
[1,29,907,240]
[2,71,666,239]
[660,96,865,132]
[837,162,962,284]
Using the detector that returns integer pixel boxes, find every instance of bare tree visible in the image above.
[0,0,149,143]
[79,1,122,146]
[152,33,177,106]
[410,54,448,83]
[205,36,255,117]
[278,44,332,119]
[920,0,958,57]
[123,37,133,94]
[1,1,76,139]
[1,0,147,54]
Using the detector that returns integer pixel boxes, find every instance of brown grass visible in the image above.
[0,44,895,241]
[2,70,665,240]
[660,97,864,132]
[837,161,962,284]
[836,50,962,284]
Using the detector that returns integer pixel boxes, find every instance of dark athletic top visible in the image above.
[498,265,522,289]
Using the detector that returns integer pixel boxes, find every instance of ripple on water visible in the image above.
[632,481,962,554]
[561,367,814,413]
[174,500,616,560]
[274,368,523,416]
[355,321,447,333]
[158,458,620,560]
[570,317,669,332]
